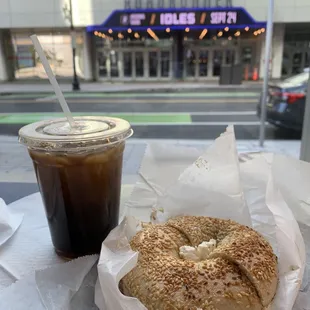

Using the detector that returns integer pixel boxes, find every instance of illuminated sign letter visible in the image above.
[187,12,196,24]
[161,13,173,25]
[227,11,237,24]
[210,11,227,24]
[179,13,187,24]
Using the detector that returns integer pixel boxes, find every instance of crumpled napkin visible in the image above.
[0,198,23,248]
[0,254,98,310]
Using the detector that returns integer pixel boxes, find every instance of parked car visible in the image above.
[257,71,309,131]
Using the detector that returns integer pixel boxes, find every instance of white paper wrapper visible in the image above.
[0,198,23,250]
[0,254,98,310]
[96,126,307,310]
[0,193,63,290]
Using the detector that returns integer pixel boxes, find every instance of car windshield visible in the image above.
[284,72,310,85]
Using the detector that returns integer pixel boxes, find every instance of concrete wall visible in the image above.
[0,0,310,29]
[259,23,285,79]
[0,32,8,81]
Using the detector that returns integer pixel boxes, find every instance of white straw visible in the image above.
[30,34,76,128]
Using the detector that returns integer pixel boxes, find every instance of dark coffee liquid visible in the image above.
[29,143,125,258]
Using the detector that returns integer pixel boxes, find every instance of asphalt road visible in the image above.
[0,91,301,140]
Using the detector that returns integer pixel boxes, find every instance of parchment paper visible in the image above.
[96,126,308,310]
[0,254,98,310]
[0,198,23,249]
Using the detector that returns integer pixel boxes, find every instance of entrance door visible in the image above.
[185,48,196,78]
[98,49,121,79]
[198,50,209,78]
[148,50,159,78]
[98,47,172,81]
[212,50,223,77]
[160,50,171,77]
[225,49,236,65]
[184,46,238,80]
[135,51,144,78]
[123,51,132,78]
[147,49,172,79]
[121,49,145,80]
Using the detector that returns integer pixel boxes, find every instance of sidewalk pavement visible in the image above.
[0,136,301,185]
[0,135,300,204]
[0,80,263,94]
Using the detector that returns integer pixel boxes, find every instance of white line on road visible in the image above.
[31,98,258,104]
[102,111,257,116]
[0,111,257,116]
[131,121,267,126]
[189,111,256,116]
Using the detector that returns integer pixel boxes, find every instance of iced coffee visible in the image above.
[19,116,132,258]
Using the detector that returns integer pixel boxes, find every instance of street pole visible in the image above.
[69,0,80,91]
[259,0,274,147]
[300,74,310,161]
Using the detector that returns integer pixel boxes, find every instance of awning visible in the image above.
[86,7,266,32]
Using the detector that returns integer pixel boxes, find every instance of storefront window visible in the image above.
[12,32,84,80]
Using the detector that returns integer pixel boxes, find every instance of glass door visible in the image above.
[225,49,236,65]
[123,51,132,78]
[198,50,209,78]
[97,50,108,78]
[110,50,119,78]
[212,50,223,77]
[148,50,158,78]
[160,50,170,78]
[185,48,196,78]
[135,51,144,78]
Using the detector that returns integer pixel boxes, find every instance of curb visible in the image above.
[0,86,262,96]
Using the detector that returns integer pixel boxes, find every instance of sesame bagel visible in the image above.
[121,216,278,310]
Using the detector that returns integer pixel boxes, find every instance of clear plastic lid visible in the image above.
[19,116,133,152]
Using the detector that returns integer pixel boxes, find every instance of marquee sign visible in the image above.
[87,7,265,32]
[123,0,233,9]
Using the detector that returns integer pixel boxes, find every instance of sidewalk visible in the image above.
[0,136,301,184]
[0,80,263,95]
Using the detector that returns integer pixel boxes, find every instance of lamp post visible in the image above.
[259,0,274,147]
[69,0,80,91]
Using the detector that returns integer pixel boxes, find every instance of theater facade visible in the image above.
[0,0,309,82]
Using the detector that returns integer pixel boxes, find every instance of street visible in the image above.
[0,90,302,140]
[0,89,302,203]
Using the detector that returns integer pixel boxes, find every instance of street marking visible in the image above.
[0,113,192,124]
[0,111,257,116]
[131,122,267,126]
[0,91,260,100]
[189,111,256,116]
[0,98,258,104]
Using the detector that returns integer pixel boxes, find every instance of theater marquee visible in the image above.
[87,7,265,32]
[123,0,233,9]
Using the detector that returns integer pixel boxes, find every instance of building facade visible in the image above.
[0,0,309,82]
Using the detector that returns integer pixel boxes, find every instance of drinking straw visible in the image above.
[30,34,76,128]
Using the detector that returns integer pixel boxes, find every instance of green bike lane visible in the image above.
[0,112,192,125]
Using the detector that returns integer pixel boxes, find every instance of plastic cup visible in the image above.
[19,116,133,258]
